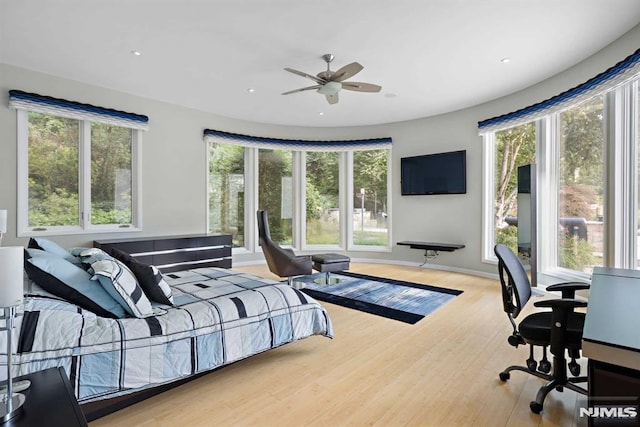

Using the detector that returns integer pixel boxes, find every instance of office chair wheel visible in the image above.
[508,335,521,347]
[569,360,581,376]
[499,372,510,382]
[526,358,537,372]
[538,359,551,374]
[530,401,543,414]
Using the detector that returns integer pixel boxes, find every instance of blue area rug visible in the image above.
[299,271,462,324]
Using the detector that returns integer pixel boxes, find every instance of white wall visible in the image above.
[1,23,638,276]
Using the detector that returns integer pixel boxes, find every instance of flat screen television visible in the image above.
[400,150,466,195]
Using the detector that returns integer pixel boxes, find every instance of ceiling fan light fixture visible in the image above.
[317,81,342,96]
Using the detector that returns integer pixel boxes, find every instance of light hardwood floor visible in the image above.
[90,263,587,427]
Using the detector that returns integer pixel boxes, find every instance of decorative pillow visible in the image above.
[28,237,82,266]
[76,247,113,266]
[108,248,174,306]
[89,258,154,318]
[24,249,126,318]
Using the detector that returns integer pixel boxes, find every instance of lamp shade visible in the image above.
[0,247,24,307]
[0,209,7,233]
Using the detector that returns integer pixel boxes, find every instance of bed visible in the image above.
[3,238,333,421]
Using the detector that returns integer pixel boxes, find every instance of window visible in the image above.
[352,149,389,247]
[11,90,146,235]
[208,143,245,247]
[493,123,536,253]
[19,111,141,234]
[205,131,391,253]
[557,96,604,274]
[305,152,340,246]
[27,113,80,227]
[91,122,133,225]
[258,149,293,246]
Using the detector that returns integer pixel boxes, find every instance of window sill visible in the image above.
[19,226,142,238]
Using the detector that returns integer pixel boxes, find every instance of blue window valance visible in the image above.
[478,48,640,133]
[204,129,392,152]
[9,90,149,131]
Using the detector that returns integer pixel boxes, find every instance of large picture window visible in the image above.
[493,123,536,253]
[208,144,245,247]
[558,97,604,273]
[258,149,293,245]
[205,131,391,253]
[352,149,389,247]
[305,151,340,245]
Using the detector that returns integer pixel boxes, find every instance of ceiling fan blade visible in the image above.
[331,62,364,82]
[284,68,325,84]
[341,82,382,93]
[282,85,322,95]
[326,93,339,105]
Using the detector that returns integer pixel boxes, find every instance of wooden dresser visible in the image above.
[94,234,232,272]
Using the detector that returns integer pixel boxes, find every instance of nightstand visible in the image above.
[3,367,87,427]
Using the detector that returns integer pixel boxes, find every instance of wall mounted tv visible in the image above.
[400,150,467,195]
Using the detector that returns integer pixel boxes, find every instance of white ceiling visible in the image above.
[2,1,640,127]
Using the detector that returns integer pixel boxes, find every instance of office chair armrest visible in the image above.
[534,298,587,311]
[546,282,590,299]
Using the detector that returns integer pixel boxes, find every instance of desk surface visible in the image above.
[582,267,640,371]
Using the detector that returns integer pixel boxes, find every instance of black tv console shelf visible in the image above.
[397,241,465,267]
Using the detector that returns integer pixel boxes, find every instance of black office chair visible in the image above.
[495,244,589,414]
[257,210,312,287]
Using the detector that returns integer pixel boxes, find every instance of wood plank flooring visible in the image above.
[89,263,587,427]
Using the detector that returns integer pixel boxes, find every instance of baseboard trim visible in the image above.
[232,257,499,280]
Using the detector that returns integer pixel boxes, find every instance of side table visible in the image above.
[3,367,87,427]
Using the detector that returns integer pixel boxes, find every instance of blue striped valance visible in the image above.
[204,129,392,152]
[478,48,640,133]
[9,90,149,131]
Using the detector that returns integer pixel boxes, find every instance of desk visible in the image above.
[4,367,87,427]
[397,241,465,266]
[582,267,640,426]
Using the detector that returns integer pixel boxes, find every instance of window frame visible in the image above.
[16,109,142,236]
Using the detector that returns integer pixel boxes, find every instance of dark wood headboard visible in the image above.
[94,234,232,272]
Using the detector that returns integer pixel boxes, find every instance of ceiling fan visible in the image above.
[282,54,382,105]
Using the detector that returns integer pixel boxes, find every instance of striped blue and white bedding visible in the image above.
[2,267,333,403]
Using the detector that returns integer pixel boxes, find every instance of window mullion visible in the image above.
[537,115,559,273]
[606,84,637,268]
[80,121,92,229]
[292,151,304,250]
[345,151,355,250]
[480,132,496,263]
[245,147,258,252]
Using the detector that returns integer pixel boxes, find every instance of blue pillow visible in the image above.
[28,237,82,266]
[24,250,125,318]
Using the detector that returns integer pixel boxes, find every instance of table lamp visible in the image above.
[0,247,26,423]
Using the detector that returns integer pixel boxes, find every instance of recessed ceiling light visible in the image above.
[318,112,324,116]
[130,50,142,56]
[247,88,255,93]
[501,57,511,63]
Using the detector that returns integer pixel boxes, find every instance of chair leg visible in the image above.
[528,353,587,414]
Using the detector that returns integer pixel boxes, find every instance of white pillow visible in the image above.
[90,258,154,318]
